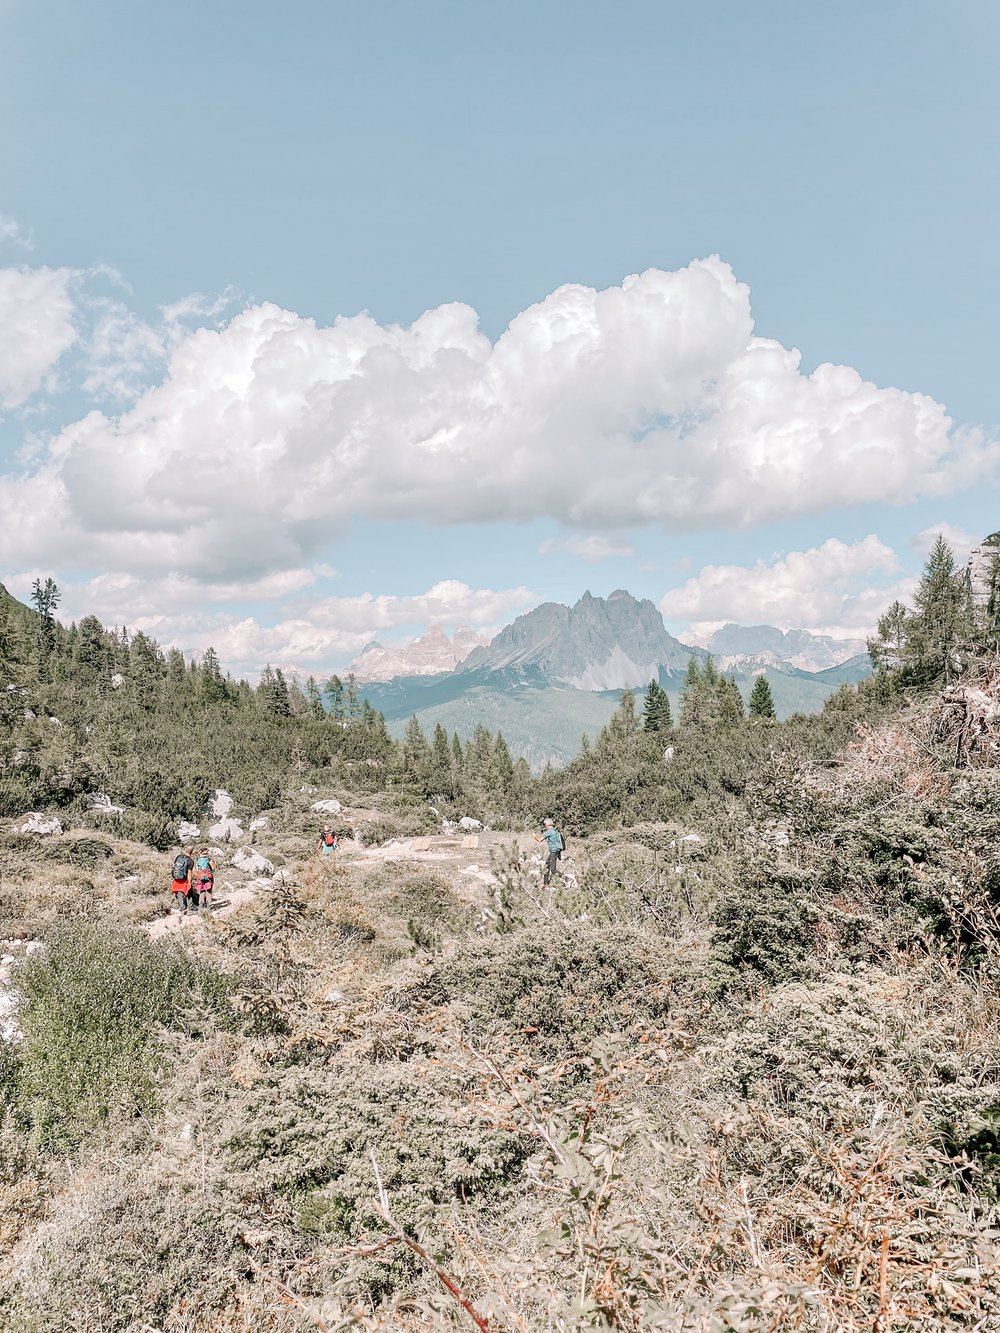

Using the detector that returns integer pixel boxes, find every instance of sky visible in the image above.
[0,0,998,676]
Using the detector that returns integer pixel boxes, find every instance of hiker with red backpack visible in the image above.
[193,847,216,912]
[170,847,195,914]
[318,827,339,856]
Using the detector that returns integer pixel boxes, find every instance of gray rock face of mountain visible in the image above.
[458,589,693,690]
[968,535,1000,609]
[688,623,866,672]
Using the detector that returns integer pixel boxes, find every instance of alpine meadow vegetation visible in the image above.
[1,538,1000,1331]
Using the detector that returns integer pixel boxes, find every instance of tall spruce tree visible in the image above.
[31,576,61,682]
[749,674,776,719]
[642,679,672,732]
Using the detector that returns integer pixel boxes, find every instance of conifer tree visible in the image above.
[642,678,672,732]
[325,674,345,721]
[31,576,60,682]
[305,676,325,719]
[716,674,745,726]
[679,657,706,727]
[749,674,776,719]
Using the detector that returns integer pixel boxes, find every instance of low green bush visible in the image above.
[427,922,670,1054]
[13,922,220,1151]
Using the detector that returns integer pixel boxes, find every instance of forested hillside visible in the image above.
[1,538,1000,1331]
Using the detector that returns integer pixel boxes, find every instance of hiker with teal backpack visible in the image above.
[194,847,216,912]
[533,817,565,886]
[318,827,339,856]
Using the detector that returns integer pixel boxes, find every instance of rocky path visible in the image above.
[146,884,258,941]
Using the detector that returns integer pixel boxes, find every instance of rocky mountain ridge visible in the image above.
[680,622,867,672]
[347,625,490,682]
[459,589,695,690]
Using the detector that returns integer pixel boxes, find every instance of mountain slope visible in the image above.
[460,589,695,689]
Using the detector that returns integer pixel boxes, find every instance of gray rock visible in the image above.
[232,848,274,876]
[15,813,62,836]
[311,799,342,815]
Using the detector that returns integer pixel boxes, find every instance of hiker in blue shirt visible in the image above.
[533,817,565,886]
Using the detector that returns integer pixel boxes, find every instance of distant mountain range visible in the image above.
[681,622,867,673]
[348,626,489,681]
[356,590,873,769]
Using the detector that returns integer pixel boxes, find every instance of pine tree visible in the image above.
[910,535,973,685]
[749,674,776,720]
[305,676,325,719]
[493,732,514,790]
[31,576,61,682]
[679,657,706,727]
[325,674,345,721]
[716,674,745,727]
[642,678,672,732]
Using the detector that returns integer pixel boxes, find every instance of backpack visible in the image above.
[322,831,336,847]
[171,853,190,881]
[558,831,567,855]
[196,855,212,872]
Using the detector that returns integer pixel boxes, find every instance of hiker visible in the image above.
[318,826,339,856]
[170,846,195,914]
[532,817,565,886]
[193,846,216,912]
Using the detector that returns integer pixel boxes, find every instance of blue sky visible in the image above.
[0,0,997,674]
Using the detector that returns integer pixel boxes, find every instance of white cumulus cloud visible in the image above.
[913,521,979,563]
[663,535,915,639]
[0,256,994,584]
[0,265,77,408]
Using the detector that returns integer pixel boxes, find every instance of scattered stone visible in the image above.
[15,813,62,836]
[208,817,245,843]
[48,716,62,726]
[663,745,675,765]
[249,816,269,832]
[299,784,317,794]
[311,799,342,815]
[88,792,125,815]
[680,833,703,845]
[458,816,482,832]
[110,673,125,689]
[208,789,234,818]
[177,820,201,843]
[232,848,274,877]
[442,819,457,836]
[23,709,35,721]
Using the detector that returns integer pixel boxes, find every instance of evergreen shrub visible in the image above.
[13,923,222,1150]
[427,922,670,1054]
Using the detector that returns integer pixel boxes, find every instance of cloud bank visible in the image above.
[0,266,76,408]
[0,255,994,585]
[663,536,916,640]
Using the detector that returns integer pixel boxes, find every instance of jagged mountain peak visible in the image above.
[459,588,692,690]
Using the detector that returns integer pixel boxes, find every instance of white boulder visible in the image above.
[663,745,675,765]
[680,833,703,845]
[87,792,125,815]
[232,848,274,876]
[110,673,125,689]
[23,709,35,721]
[249,816,269,834]
[48,716,62,726]
[458,816,482,832]
[311,799,342,815]
[177,820,201,843]
[15,813,62,836]
[209,816,244,843]
[208,789,234,818]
